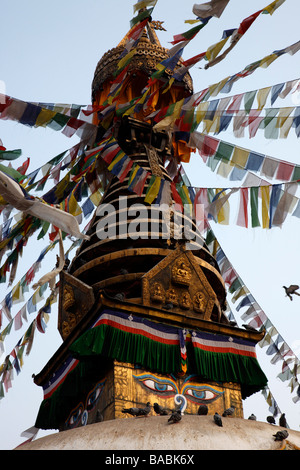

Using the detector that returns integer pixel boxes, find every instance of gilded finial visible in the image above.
[151,20,166,31]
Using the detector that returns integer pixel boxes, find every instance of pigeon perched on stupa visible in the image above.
[222,406,235,417]
[213,412,223,427]
[168,409,182,424]
[273,429,289,441]
[122,402,151,417]
[248,414,257,421]
[267,415,276,425]
[279,413,287,428]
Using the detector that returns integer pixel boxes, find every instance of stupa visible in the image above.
[19,11,277,449]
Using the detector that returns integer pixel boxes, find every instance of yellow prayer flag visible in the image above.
[11,282,24,304]
[162,78,175,94]
[217,160,233,178]
[108,151,125,171]
[144,176,161,204]
[259,53,278,68]
[215,189,230,225]
[117,48,137,71]
[133,0,157,13]
[256,87,271,110]
[68,192,82,217]
[231,147,249,168]
[128,164,140,186]
[35,109,56,127]
[184,19,201,24]
[90,189,102,206]
[205,36,230,62]
[263,0,285,15]
[279,117,293,138]
[261,185,270,228]
[195,101,210,124]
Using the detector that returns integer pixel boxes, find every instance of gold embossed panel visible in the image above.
[58,271,95,340]
[142,246,220,321]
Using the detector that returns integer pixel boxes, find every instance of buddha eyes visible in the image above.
[86,381,105,411]
[65,380,106,428]
[183,385,223,404]
[142,378,175,396]
[66,403,84,428]
[133,374,223,404]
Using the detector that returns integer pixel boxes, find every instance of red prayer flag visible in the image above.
[238,10,262,35]
[237,187,248,227]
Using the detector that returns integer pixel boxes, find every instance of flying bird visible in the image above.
[273,429,289,441]
[267,416,276,425]
[168,409,182,424]
[279,413,287,428]
[213,412,223,427]
[153,402,169,416]
[197,404,208,415]
[222,406,235,417]
[283,285,300,301]
[122,402,151,417]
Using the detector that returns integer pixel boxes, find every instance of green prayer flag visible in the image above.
[214,141,234,162]
[291,165,300,181]
[0,149,22,161]
[250,186,260,227]
[48,113,70,131]
[244,90,257,114]
[0,163,23,181]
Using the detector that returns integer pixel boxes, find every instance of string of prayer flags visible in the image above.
[189,130,300,184]
[0,94,97,145]
[204,0,286,69]
[0,285,58,398]
[0,241,57,330]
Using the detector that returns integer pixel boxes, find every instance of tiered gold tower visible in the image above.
[33,19,267,432]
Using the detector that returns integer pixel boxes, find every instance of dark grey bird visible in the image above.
[267,415,276,425]
[222,406,235,417]
[153,402,169,416]
[122,402,151,417]
[248,414,257,421]
[168,409,182,424]
[137,402,151,417]
[242,324,257,332]
[197,404,208,415]
[279,413,287,428]
[273,429,289,441]
[283,285,300,301]
[213,412,223,427]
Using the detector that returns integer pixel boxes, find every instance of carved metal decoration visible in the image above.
[142,245,220,321]
[58,271,95,340]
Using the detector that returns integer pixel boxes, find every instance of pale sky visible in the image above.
[1,0,300,449]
